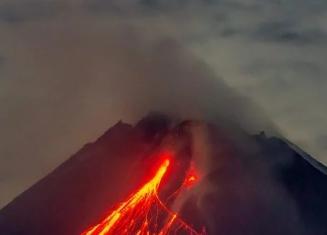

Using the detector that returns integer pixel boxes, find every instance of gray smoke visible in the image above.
[0,13,278,208]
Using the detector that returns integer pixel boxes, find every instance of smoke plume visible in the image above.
[0,11,278,208]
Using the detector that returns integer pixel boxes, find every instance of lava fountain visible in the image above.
[81,151,205,235]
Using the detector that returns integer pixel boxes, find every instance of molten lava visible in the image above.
[81,153,204,235]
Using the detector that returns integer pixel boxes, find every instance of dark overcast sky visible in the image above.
[0,0,326,208]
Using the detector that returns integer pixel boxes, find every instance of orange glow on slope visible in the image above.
[184,165,199,188]
[81,154,205,235]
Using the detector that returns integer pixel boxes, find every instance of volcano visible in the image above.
[0,114,326,235]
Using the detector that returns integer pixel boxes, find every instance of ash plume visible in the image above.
[0,13,278,208]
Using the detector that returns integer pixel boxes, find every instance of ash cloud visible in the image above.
[0,3,278,208]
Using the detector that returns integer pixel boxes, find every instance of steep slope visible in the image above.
[0,116,172,235]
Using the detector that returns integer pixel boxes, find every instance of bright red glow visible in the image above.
[184,164,199,188]
[81,153,205,235]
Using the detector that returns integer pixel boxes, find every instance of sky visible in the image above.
[0,0,326,208]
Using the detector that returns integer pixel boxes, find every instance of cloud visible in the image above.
[0,1,64,23]
[315,135,327,153]
[0,56,4,66]
[0,4,277,209]
[251,21,327,44]
[0,0,326,211]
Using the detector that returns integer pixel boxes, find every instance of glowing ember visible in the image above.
[184,164,199,188]
[81,153,204,235]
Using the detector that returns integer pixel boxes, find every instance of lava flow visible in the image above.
[81,153,204,235]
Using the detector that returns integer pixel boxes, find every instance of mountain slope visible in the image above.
[0,117,326,235]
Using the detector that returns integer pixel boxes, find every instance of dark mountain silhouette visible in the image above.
[0,115,326,235]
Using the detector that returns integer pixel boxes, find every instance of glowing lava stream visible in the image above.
[81,155,204,235]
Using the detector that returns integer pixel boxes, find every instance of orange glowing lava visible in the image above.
[184,164,199,188]
[81,154,204,235]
